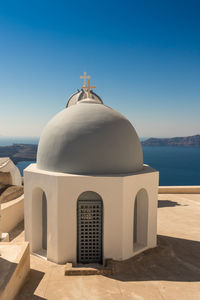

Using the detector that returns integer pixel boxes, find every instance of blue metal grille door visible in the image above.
[77,200,103,264]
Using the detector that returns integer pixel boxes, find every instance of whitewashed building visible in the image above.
[24,76,159,265]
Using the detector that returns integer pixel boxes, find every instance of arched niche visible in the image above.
[32,187,47,255]
[0,171,12,185]
[133,188,148,251]
[77,191,103,264]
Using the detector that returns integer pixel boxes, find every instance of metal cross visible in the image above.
[80,72,90,87]
[82,79,96,98]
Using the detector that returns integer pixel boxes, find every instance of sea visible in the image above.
[0,137,200,186]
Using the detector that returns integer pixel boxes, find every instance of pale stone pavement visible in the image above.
[14,194,200,300]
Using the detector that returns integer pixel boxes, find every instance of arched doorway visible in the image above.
[77,191,103,264]
[133,188,148,250]
[32,188,47,254]
[42,192,47,250]
[0,171,12,185]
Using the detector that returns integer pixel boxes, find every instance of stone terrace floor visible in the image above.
[13,193,200,300]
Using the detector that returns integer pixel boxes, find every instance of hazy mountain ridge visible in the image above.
[0,144,37,164]
[142,134,200,147]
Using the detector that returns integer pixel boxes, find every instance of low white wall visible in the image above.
[1,195,24,233]
[159,186,200,194]
[0,242,30,300]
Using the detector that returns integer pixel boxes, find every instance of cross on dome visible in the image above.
[80,72,90,87]
[82,78,96,98]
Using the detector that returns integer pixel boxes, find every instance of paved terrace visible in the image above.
[13,193,200,300]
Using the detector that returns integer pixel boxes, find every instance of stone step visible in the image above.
[65,260,114,276]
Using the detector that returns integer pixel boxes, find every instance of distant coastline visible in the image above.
[0,134,200,164]
[0,144,37,164]
[142,134,200,147]
[0,137,200,186]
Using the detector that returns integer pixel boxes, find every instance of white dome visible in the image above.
[37,101,143,175]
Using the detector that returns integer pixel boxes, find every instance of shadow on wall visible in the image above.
[0,171,12,185]
[107,235,200,282]
[8,220,24,242]
[0,257,17,285]
[0,257,40,300]
[17,269,45,300]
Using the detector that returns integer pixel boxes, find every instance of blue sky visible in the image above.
[0,0,200,138]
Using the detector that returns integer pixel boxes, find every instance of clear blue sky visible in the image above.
[0,0,200,138]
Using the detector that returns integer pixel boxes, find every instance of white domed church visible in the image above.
[24,74,159,265]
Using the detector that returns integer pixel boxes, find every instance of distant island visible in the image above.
[0,144,37,164]
[0,134,200,164]
[142,134,200,147]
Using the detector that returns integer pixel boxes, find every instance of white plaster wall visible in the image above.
[24,165,59,263]
[0,159,21,186]
[122,166,159,260]
[1,195,24,233]
[24,164,158,264]
[24,164,125,264]
[57,174,123,264]
[159,186,200,194]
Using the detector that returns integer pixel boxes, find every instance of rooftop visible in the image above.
[13,192,200,300]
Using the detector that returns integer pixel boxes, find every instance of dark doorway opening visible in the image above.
[77,191,103,264]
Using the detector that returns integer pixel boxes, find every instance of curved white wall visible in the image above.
[0,158,21,186]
